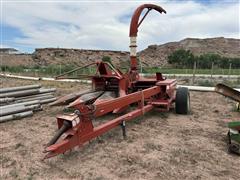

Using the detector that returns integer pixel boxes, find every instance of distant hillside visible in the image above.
[139,37,240,67]
[1,37,239,68]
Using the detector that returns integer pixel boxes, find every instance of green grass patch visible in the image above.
[142,67,240,75]
[1,65,239,76]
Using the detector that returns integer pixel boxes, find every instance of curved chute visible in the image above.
[129,4,166,71]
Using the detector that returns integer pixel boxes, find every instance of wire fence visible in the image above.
[0,63,239,78]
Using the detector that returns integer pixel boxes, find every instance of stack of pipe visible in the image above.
[0,84,57,123]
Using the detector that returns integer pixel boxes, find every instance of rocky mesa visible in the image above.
[1,37,239,68]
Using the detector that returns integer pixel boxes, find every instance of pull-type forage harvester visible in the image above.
[44,4,190,159]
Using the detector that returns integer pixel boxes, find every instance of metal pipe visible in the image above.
[15,95,55,103]
[1,100,40,109]
[40,98,57,104]
[32,104,43,112]
[1,73,239,83]
[0,104,40,116]
[177,85,240,92]
[129,4,166,71]
[0,97,15,104]
[0,88,56,98]
[1,97,55,109]
[0,89,40,98]
[55,62,96,79]
[0,111,33,123]
[0,84,41,93]
[137,8,151,28]
[16,93,54,100]
[39,88,56,94]
[0,105,25,116]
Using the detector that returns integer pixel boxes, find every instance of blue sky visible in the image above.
[1,0,239,53]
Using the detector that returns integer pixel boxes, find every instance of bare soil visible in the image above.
[1,77,239,180]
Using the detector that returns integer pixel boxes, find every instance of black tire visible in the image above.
[175,87,190,114]
[228,144,240,155]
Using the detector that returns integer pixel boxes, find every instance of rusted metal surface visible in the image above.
[68,91,104,108]
[129,4,166,37]
[44,104,154,159]
[43,4,182,159]
[215,83,240,102]
[49,90,96,106]
[44,79,176,159]
[129,4,166,71]
[93,86,161,117]
[94,91,116,104]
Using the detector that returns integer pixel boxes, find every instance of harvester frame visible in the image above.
[44,4,190,159]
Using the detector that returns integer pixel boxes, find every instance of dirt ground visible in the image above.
[0,77,239,180]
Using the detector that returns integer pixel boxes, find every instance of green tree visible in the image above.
[168,49,195,68]
[230,58,240,68]
[198,53,222,69]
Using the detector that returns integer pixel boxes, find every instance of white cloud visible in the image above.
[2,0,239,52]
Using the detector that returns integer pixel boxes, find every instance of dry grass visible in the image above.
[0,77,239,180]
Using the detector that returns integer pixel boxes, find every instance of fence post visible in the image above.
[228,63,232,79]
[211,62,214,80]
[51,66,53,76]
[59,64,62,75]
[192,61,196,85]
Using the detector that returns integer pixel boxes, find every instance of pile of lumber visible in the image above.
[0,84,56,123]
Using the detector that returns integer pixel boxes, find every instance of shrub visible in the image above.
[168,49,195,68]
[168,49,240,69]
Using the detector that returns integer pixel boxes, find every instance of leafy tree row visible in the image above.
[168,49,240,69]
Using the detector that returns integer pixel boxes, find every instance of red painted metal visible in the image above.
[43,4,177,159]
[129,4,166,37]
[44,104,154,159]
[129,4,166,71]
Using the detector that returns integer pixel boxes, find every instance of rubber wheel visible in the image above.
[228,144,240,155]
[175,87,190,114]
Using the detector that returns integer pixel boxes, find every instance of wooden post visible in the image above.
[59,64,62,75]
[192,61,196,85]
[211,62,214,80]
[228,63,232,79]
[51,66,53,76]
